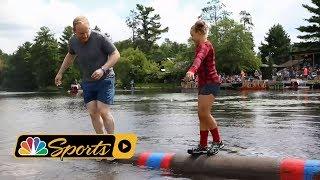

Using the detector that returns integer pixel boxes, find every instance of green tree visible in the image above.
[59,26,73,56]
[0,57,4,74]
[114,48,159,87]
[114,39,134,53]
[0,50,6,85]
[297,0,320,48]
[209,18,260,74]
[200,0,231,25]
[31,26,60,88]
[93,25,112,41]
[0,50,11,86]
[259,24,291,65]
[0,61,3,86]
[156,40,195,83]
[126,10,139,41]
[240,10,253,31]
[159,39,189,59]
[148,38,191,63]
[159,56,190,83]
[126,4,169,53]
[2,42,37,90]
[93,25,101,32]
[0,49,9,60]
[59,26,81,88]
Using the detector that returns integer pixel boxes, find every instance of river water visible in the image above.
[0,89,319,179]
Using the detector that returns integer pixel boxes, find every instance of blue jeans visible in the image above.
[81,77,115,105]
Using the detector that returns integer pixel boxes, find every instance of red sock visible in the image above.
[200,130,209,148]
[210,128,221,143]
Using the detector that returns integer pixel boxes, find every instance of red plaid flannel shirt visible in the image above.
[188,41,220,88]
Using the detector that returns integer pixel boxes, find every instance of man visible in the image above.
[55,16,120,135]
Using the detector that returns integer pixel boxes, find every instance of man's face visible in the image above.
[74,23,90,43]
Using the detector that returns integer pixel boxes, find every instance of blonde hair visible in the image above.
[191,20,209,35]
[73,16,89,30]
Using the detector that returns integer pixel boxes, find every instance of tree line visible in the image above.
[0,0,319,90]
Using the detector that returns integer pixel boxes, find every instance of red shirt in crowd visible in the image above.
[303,67,308,76]
[188,41,220,88]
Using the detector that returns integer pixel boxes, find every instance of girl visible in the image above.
[186,20,224,156]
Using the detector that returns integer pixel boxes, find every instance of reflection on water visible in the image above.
[0,90,320,179]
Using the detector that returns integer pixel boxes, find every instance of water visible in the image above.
[0,89,320,179]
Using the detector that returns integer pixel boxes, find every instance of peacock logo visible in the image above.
[18,137,48,156]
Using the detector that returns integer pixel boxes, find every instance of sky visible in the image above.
[0,0,313,54]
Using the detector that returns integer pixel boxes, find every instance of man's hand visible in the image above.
[185,71,195,81]
[91,68,104,80]
[55,73,63,86]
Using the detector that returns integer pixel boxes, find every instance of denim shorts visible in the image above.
[198,84,220,96]
[81,77,115,105]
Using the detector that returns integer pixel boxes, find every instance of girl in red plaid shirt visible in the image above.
[186,20,224,156]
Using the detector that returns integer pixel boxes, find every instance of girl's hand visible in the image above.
[185,71,195,81]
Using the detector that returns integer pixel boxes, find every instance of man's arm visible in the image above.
[101,50,120,70]
[57,53,76,75]
[55,53,76,86]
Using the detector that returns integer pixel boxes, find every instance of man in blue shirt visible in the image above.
[55,16,120,135]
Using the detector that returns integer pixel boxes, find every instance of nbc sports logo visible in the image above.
[18,137,48,156]
[15,134,137,159]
